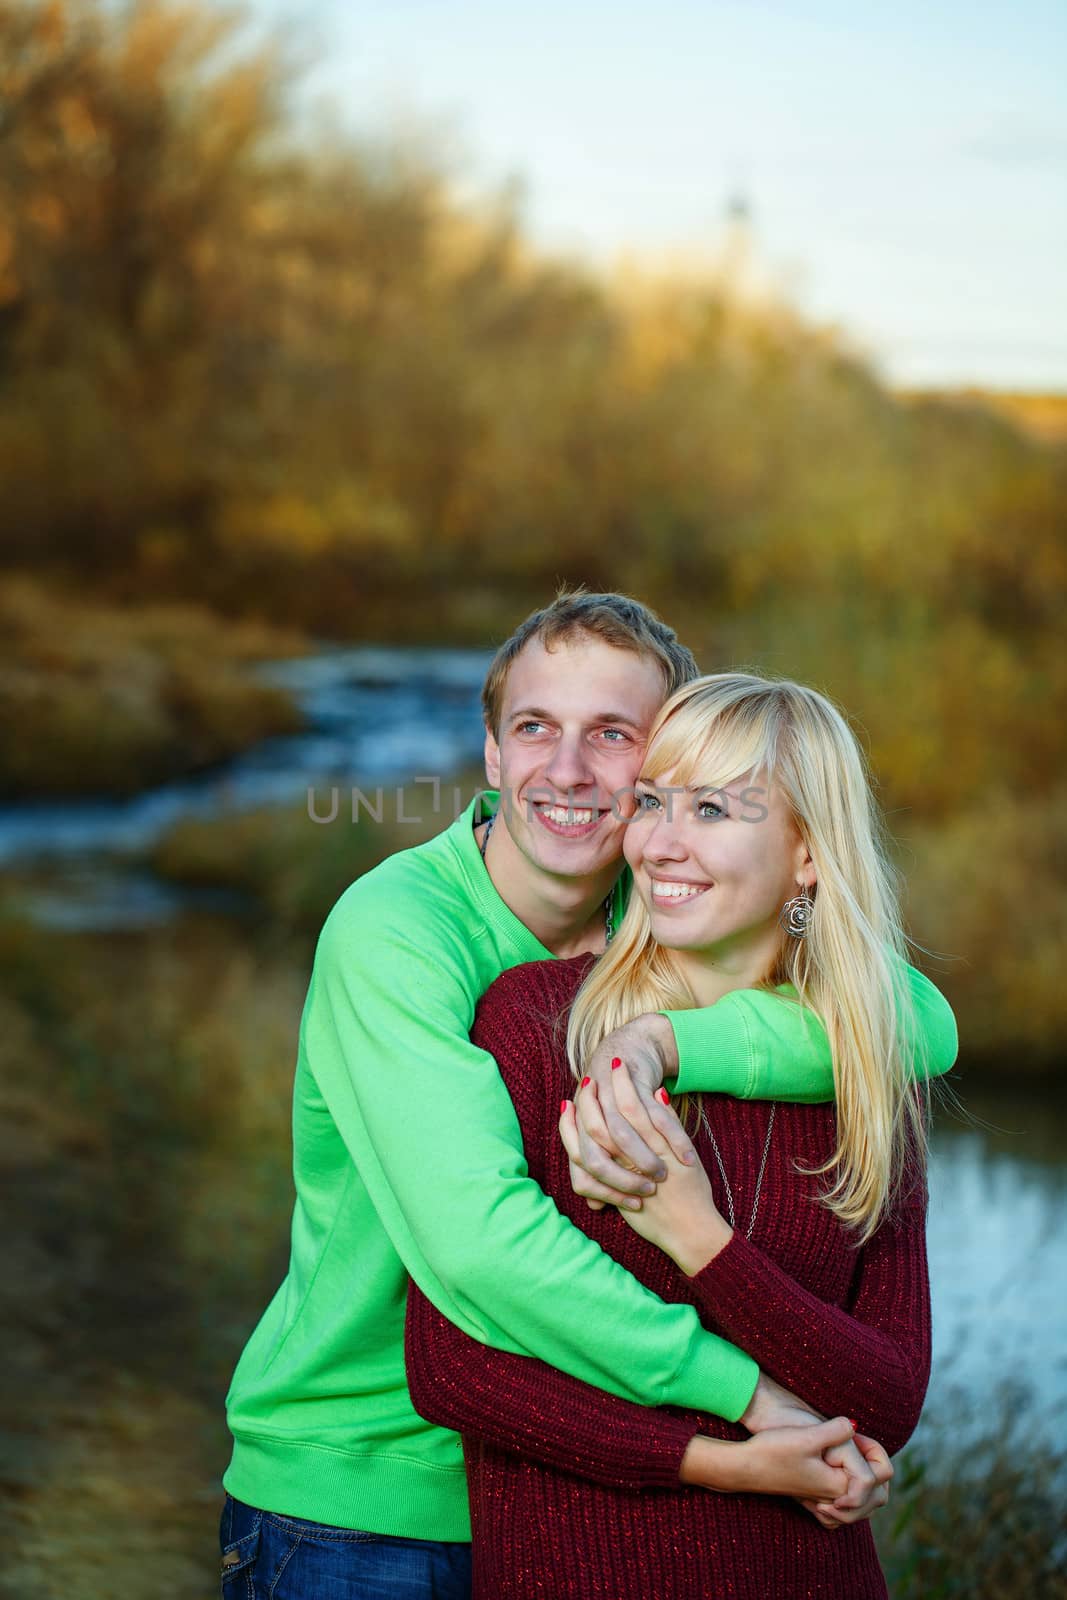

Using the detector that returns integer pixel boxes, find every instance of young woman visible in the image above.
[405,673,933,1600]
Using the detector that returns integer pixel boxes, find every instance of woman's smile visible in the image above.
[648,876,711,905]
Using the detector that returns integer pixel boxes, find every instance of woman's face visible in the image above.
[623,765,814,985]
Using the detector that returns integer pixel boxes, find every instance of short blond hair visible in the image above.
[481,588,698,737]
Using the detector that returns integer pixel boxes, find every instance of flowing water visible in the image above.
[0,644,491,928]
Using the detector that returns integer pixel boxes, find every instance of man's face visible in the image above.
[484,634,666,882]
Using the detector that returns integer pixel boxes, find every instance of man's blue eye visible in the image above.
[601,728,628,743]
[518,721,546,735]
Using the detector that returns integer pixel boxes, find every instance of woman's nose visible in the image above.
[643,806,688,861]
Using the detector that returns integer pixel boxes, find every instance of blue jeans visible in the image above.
[219,1494,472,1599]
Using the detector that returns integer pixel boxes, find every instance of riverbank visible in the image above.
[3,602,1065,1069]
[0,578,309,800]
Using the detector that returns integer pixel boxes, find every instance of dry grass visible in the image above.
[148,770,487,936]
[964,390,1067,445]
[0,912,305,1599]
[0,577,308,798]
[897,785,1067,1070]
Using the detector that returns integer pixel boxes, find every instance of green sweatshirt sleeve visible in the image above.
[665,962,959,1101]
[305,872,758,1422]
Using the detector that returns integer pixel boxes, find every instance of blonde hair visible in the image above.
[481,587,698,739]
[566,672,930,1242]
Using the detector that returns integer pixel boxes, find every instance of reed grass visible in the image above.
[0,578,307,799]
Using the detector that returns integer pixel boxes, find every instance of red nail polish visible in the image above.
[611,1057,622,1069]
[657,1087,670,1105]
[560,1100,569,1116]
[849,1418,859,1431]
[580,1075,591,1088]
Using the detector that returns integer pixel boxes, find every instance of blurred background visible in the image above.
[1,1,1064,1594]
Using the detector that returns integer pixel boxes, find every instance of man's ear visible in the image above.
[484,725,501,788]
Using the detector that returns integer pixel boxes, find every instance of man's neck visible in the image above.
[477,817,619,959]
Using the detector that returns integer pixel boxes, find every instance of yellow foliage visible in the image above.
[901,787,1067,1063]
[0,0,1062,1056]
[217,493,331,557]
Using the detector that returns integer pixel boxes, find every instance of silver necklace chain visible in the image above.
[697,1102,776,1240]
[479,811,614,944]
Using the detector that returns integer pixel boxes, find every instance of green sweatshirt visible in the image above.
[223,796,957,1539]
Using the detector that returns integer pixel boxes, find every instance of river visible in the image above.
[0,644,492,928]
[923,1087,1066,1453]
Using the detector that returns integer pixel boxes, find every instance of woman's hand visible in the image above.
[739,1375,889,1526]
[563,1017,691,1209]
[680,1422,891,1528]
[561,1073,731,1275]
[681,1418,854,1501]
[800,1432,893,1527]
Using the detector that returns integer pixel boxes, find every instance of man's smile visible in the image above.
[531,800,609,837]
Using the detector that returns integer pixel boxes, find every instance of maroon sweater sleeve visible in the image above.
[688,1160,931,1456]
[404,961,698,1492]
[405,1283,697,1490]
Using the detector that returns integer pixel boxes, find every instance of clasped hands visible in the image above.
[556,1014,892,1530]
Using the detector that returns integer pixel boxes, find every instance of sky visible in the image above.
[249,0,1067,390]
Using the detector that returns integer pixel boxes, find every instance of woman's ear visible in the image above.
[484,725,501,787]
[793,838,817,891]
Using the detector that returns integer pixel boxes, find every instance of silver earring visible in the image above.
[779,884,815,938]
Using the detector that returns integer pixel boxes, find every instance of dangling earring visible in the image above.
[779,883,815,938]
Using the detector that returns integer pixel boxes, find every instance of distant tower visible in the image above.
[719,191,754,292]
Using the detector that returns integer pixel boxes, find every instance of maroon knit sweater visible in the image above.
[405,957,931,1600]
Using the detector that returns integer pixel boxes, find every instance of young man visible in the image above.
[220,593,957,1597]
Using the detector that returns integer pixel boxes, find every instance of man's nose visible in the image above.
[543,733,594,792]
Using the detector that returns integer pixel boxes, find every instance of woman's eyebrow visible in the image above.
[636,777,741,796]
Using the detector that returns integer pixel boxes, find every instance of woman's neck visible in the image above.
[672,931,784,1007]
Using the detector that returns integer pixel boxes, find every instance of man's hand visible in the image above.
[741,1372,825,1433]
[801,1433,893,1528]
[566,1017,693,1209]
[680,1417,891,1527]
[740,1373,887,1527]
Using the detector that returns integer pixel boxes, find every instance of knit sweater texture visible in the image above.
[406,955,931,1598]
